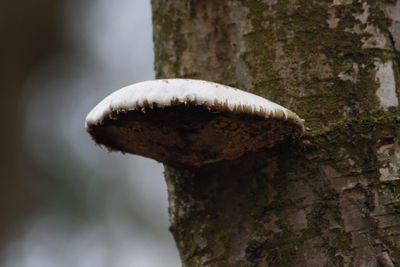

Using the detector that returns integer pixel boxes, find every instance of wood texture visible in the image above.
[152,1,400,266]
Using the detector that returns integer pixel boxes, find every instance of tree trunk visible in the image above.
[151,1,400,266]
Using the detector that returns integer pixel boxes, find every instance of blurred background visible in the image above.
[0,0,180,266]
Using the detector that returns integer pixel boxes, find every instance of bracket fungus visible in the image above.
[85,79,304,166]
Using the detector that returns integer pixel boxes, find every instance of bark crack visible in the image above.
[388,30,400,69]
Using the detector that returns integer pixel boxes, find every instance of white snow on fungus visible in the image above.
[85,79,303,127]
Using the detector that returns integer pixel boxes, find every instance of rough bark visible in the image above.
[151,0,400,266]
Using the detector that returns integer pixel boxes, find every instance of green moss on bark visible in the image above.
[242,0,399,134]
[152,0,400,266]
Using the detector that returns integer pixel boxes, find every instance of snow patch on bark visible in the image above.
[375,61,398,111]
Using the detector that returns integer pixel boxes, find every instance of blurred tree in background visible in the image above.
[0,1,179,266]
[0,0,63,245]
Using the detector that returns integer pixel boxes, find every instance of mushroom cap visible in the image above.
[85,79,304,166]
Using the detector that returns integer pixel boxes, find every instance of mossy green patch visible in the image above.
[241,0,399,135]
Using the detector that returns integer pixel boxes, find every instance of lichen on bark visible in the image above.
[152,0,400,266]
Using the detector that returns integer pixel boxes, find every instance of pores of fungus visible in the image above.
[85,79,304,166]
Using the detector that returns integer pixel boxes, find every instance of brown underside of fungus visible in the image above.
[85,79,304,166]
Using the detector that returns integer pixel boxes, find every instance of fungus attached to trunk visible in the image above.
[85,79,304,166]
